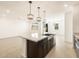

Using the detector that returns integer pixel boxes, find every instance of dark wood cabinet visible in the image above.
[27,35,55,58]
[27,40,38,58]
[38,38,48,57]
[48,37,55,52]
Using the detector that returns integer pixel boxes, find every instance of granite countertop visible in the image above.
[20,32,56,42]
[20,33,48,42]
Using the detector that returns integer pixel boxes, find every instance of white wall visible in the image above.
[73,5,79,33]
[65,5,79,44]
[0,17,28,38]
[65,6,73,43]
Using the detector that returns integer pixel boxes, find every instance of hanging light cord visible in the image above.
[29,1,32,14]
[37,7,40,17]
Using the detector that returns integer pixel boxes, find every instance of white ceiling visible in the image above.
[0,1,79,21]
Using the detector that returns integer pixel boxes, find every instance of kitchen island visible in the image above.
[21,33,55,58]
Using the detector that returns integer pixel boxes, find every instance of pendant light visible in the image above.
[27,1,34,20]
[36,7,41,22]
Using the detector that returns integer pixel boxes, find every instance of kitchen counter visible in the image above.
[21,34,47,42]
[20,33,55,42]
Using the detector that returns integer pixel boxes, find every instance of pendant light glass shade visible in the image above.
[36,7,41,22]
[27,14,33,20]
[27,1,34,20]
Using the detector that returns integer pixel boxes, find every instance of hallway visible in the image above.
[46,35,77,58]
